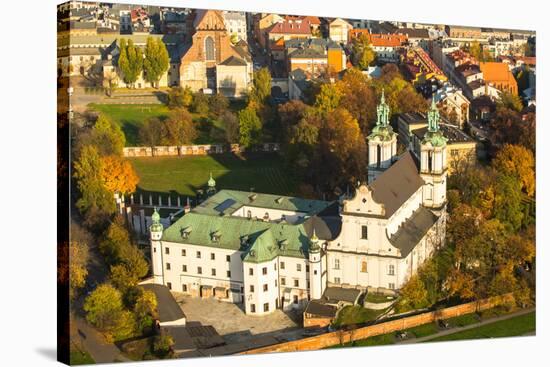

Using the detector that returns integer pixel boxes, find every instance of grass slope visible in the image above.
[333,305,386,327]
[130,153,296,198]
[428,311,535,342]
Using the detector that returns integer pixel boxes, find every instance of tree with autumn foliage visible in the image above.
[396,274,429,312]
[350,33,376,70]
[492,144,535,197]
[164,108,198,154]
[69,240,89,300]
[91,114,126,156]
[100,155,139,195]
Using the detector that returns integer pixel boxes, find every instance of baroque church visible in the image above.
[148,95,448,315]
[179,10,252,97]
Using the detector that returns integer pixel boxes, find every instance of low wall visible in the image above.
[123,143,280,157]
[239,293,514,355]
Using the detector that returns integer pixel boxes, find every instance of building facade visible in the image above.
[150,96,448,316]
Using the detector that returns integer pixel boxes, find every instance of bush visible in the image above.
[191,92,210,115]
[153,335,174,358]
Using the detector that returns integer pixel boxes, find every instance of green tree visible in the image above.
[493,174,524,231]
[238,107,262,147]
[91,114,126,156]
[69,240,89,300]
[166,85,195,109]
[139,117,167,154]
[351,34,376,69]
[164,108,198,154]
[99,219,131,264]
[73,145,116,226]
[209,93,230,118]
[222,111,239,144]
[153,334,174,357]
[397,274,429,311]
[497,91,523,112]
[315,83,342,113]
[110,263,137,291]
[118,38,143,87]
[191,92,210,115]
[143,37,170,88]
[250,67,272,106]
[84,284,125,331]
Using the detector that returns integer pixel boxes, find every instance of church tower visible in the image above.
[150,208,164,284]
[420,98,448,210]
[367,91,398,183]
[308,229,324,300]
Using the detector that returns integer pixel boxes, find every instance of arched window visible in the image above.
[427,151,433,172]
[361,261,367,273]
[205,36,215,61]
[376,145,381,168]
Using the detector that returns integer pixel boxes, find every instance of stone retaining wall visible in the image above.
[239,293,515,354]
[123,143,280,157]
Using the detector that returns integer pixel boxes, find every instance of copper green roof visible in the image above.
[161,190,334,263]
[150,208,163,232]
[368,90,397,141]
[191,189,331,216]
[423,97,448,147]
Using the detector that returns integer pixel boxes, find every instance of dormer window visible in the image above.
[249,193,258,202]
[181,226,192,239]
[211,230,221,242]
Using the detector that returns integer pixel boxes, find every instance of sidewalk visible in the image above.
[398,307,535,344]
[73,314,131,363]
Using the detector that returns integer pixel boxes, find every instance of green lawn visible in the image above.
[129,153,296,198]
[427,311,535,342]
[404,322,439,338]
[70,346,95,365]
[89,101,246,147]
[333,305,386,327]
[365,292,396,303]
[446,313,480,328]
[330,332,395,349]
[89,104,171,146]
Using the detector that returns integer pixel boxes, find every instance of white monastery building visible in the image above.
[149,95,448,315]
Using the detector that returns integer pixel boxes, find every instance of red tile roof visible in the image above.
[268,19,312,35]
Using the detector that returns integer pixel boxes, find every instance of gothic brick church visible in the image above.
[179,10,252,97]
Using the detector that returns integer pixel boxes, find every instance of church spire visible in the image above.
[427,96,440,132]
[376,89,390,127]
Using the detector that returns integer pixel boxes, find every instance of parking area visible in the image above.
[173,293,302,344]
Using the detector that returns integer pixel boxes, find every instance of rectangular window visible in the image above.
[334,259,340,270]
[249,285,254,293]
[197,266,202,274]
[264,303,269,312]
[182,264,187,272]
[389,283,395,290]
[334,277,341,284]
[388,265,395,275]
[226,255,231,262]
[275,279,278,287]
[167,282,172,290]
[249,268,254,276]
[297,264,302,272]
[181,249,186,256]
[294,279,299,287]
[361,225,368,239]
[182,284,187,292]
[211,268,216,276]
[274,263,277,270]
[197,251,201,259]
[227,270,231,278]
[262,267,267,275]
[165,247,170,255]
[263,284,268,292]
[293,295,299,304]
[166,263,171,270]
[250,304,256,313]
[306,265,310,273]
[361,261,368,273]
[280,262,285,269]
[307,280,310,289]
[211,253,215,260]
[281,277,286,286]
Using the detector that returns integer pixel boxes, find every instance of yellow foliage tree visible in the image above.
[492,144,535,197]
[100,155,139,195]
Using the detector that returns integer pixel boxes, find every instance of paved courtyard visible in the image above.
[173,293,302,344]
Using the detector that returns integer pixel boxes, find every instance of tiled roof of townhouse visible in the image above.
[394,27,430,39]
[479,62,517,84]
[349,30,407,47]
[267,19,312,35]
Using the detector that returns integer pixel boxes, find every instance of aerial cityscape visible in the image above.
[57,1,536,364]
